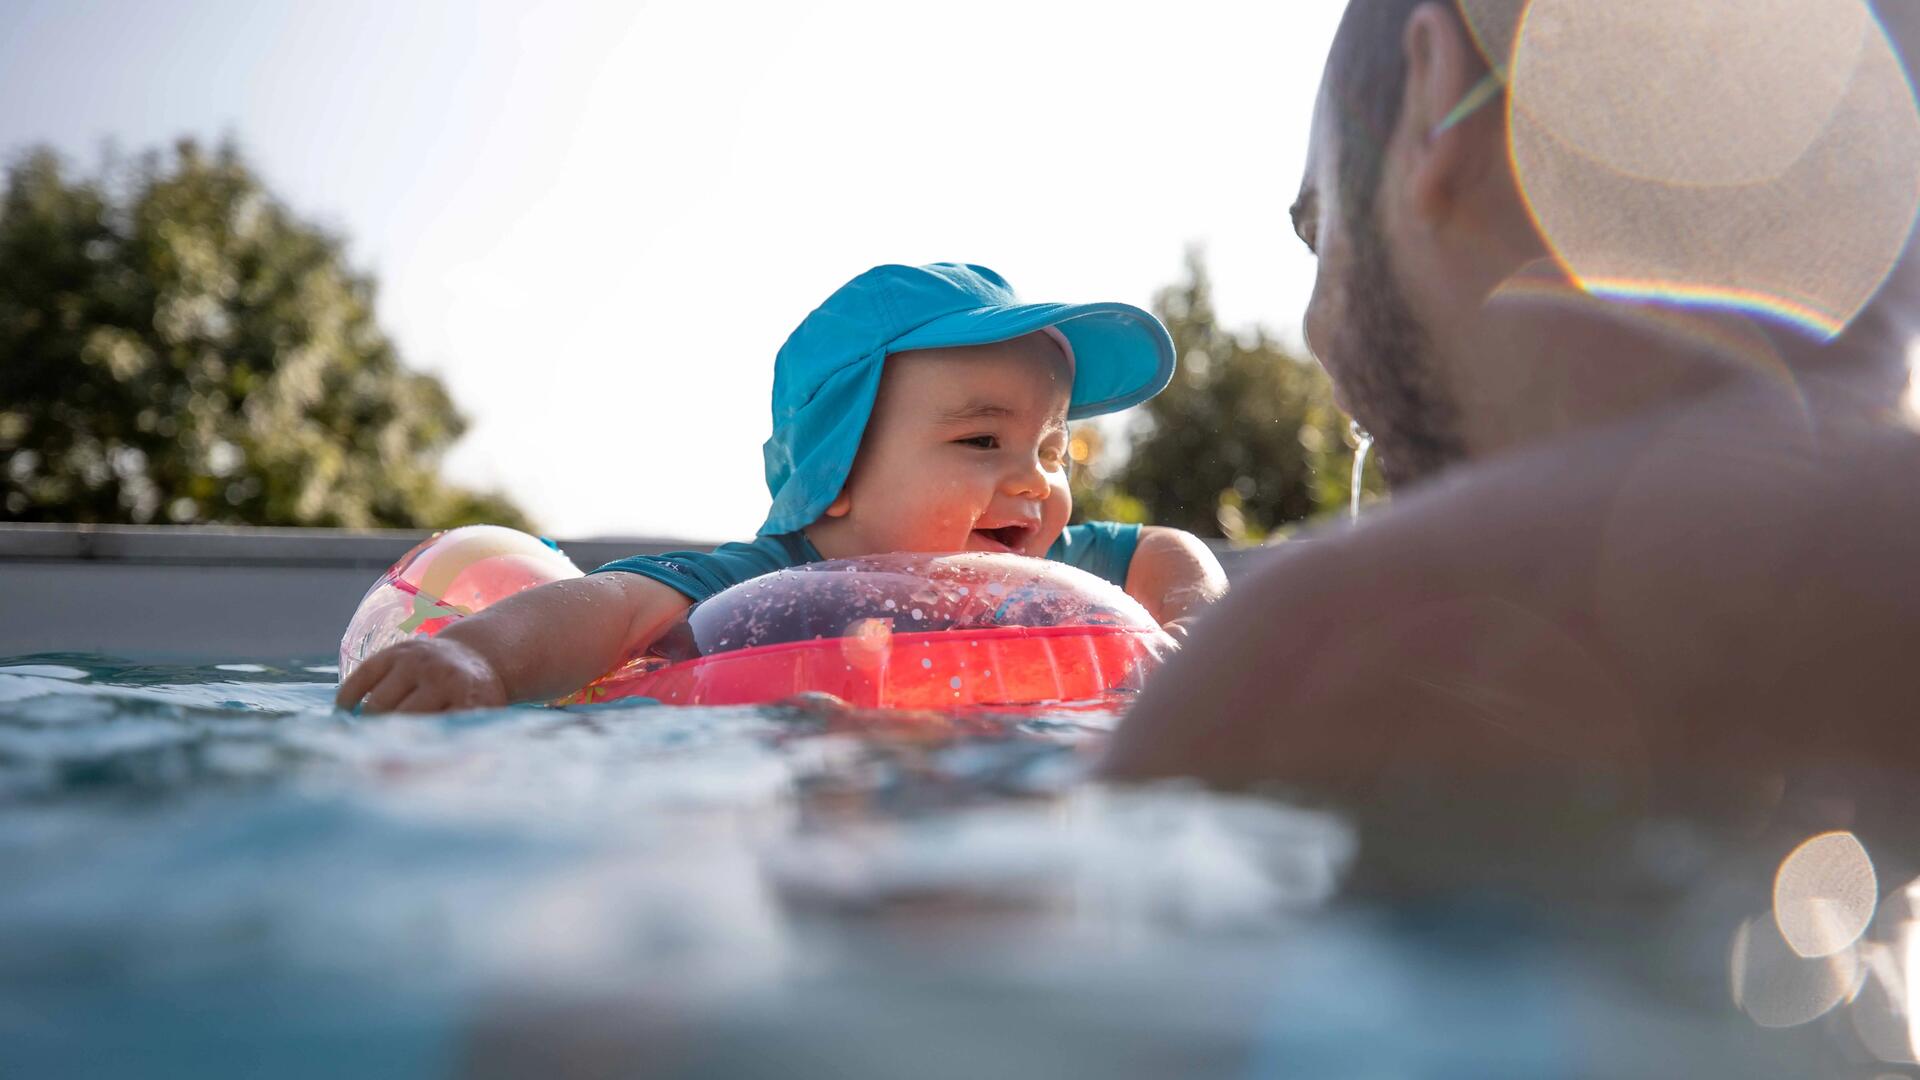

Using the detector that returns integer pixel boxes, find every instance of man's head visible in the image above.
[806,333,1074,559]
[1294,0,1526,487]
[1297,0,1920,488]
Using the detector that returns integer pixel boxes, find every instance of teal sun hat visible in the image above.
[760,262,1176,536]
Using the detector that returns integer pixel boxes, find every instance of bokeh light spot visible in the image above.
[1774,831,1878,959]
[1731,911,1861,1028]
[1902,339,1920,427]
[1515,0,1866,187]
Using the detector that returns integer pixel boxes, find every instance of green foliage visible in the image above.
[1073,250,1382,542]
[0,138,530,530]
[1067,423,1149,525]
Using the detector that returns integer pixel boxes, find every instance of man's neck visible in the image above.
[1452,280,1910,461]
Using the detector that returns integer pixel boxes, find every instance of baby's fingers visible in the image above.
[335,651,394,710]
[1160,617,1198,645]
[390,687,449,715]
[358,664,425,715]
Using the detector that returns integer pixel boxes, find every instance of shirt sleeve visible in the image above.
[1045,521,1143,589]
[588,532,820,603]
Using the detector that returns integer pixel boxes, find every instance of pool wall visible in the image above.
[0,525,1266,659]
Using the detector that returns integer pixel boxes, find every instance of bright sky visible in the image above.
[0,0,1345,540]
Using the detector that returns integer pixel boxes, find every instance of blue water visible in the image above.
[0,655,1863,1077]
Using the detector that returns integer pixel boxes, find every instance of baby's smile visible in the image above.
[967,521,1038,554]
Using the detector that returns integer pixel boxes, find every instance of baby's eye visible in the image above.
[956,435,999,450]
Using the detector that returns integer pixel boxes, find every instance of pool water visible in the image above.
[0,654,1883,1077]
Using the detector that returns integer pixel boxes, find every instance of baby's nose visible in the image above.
[1002,455,1049,498]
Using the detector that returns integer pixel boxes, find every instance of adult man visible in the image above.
[1104,0,1920,864]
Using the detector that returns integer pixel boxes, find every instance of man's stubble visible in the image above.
[1332,213,1469,489]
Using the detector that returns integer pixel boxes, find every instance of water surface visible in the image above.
[0,654,1876,1077]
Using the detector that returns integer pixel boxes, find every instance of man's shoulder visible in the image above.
[1352,372,1920,554]
[1269,371,1920,718]
[1108,375,1920,787]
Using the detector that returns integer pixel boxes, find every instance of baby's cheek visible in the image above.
[923,500,974,543]
[1046,475,1072,522]
[1031,494,1071,554]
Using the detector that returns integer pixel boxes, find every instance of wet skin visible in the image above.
[804,335,1074,562]
[337,335,1226,714]
[1103,3,1920,876]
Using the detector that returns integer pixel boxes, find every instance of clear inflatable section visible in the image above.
[577,553,1173,709]
[338,525,583,680]
[341,536,1173,709]
[663,552,1159,659]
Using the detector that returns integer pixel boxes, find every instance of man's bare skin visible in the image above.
[1103,0,1920,863]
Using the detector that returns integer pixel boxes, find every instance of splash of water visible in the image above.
[1349,421,1373,522]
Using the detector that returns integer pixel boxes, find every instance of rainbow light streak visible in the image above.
[1435,70,1506,135]
[1503,5,1920,346]
[1506,142,1881,342]
[1489,273,1806,382]
[1571,278,1849,340]
[1502,120,1863,344]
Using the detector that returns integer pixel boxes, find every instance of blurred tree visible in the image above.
[1072,250,1381,542]
[0,138,530,530]
[1066,421,1149,525]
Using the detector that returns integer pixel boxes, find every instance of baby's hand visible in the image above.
[334,637,509,715]
[1160,616,1200,646]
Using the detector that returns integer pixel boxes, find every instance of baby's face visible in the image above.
[812,332,1073,558]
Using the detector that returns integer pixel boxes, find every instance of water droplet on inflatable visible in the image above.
[921,658,932,669]
[949,676,962,690]
[911,608,924,620]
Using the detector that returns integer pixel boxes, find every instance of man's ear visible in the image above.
[822,491,851,518]
[1399,3,1500,226]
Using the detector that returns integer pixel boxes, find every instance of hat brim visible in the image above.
[887,301,1175,420]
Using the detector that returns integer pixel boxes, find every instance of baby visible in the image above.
[337,263,1227,714]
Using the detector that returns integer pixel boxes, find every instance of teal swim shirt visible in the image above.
[592,521,1142,605]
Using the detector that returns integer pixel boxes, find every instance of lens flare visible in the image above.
[1459,0,1522,76]
[1487,268,1815,425]
[1840,879,1920,1063]
[1909,913,1920,1064]
[1731,911,1862,1028]
[1903,339,1920,427]
[1847,940,1919,1063]
[1774,831,1878,959]
[1505,0,1920,339]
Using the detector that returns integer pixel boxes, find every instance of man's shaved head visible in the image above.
[1324,0,1457,224]
[1298,0,1486,486]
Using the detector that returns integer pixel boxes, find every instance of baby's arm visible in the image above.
[334,573,692,714]
[1124,526,1229,636]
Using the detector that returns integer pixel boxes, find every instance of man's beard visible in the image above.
[1331,213,1468,489]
